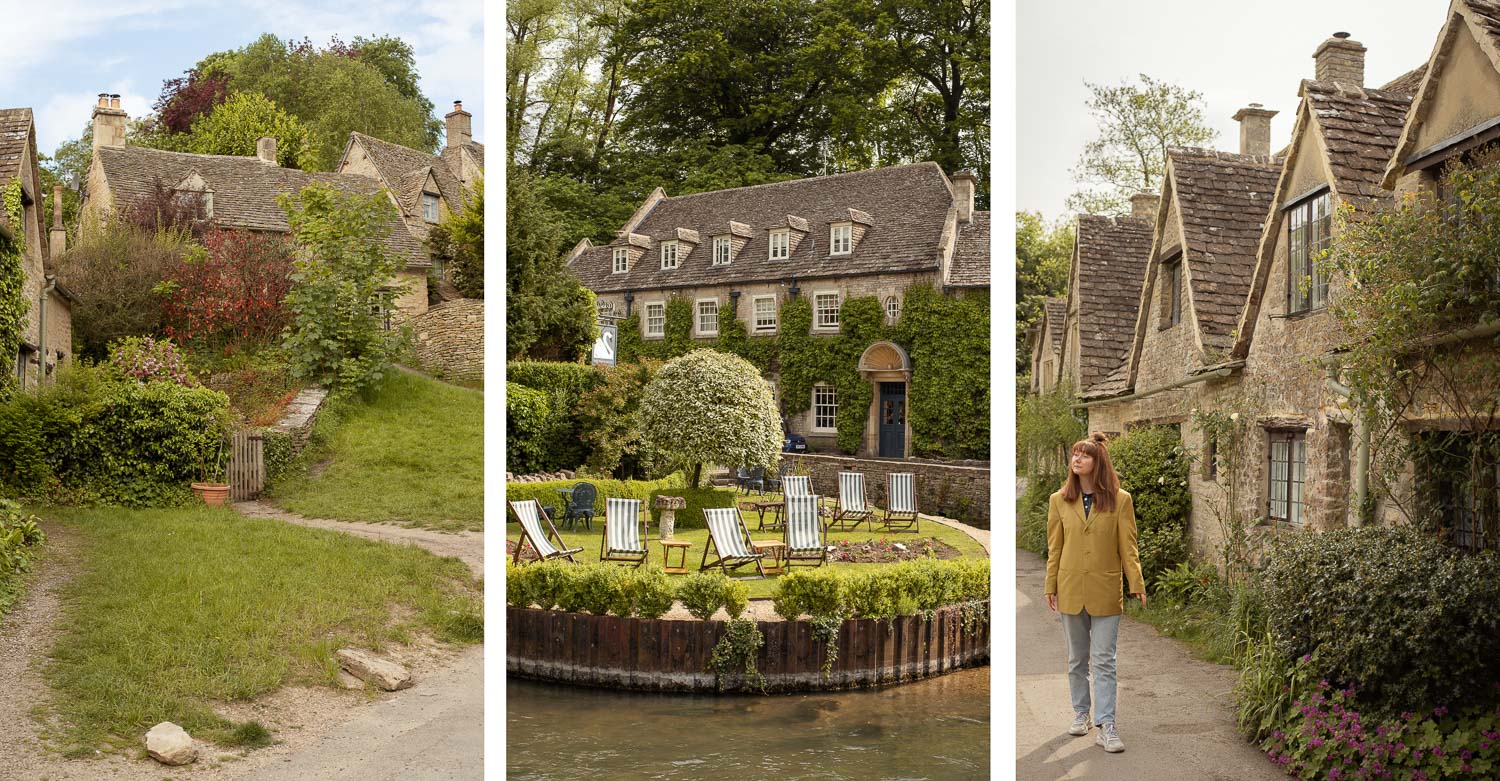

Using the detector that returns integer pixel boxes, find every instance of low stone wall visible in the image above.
[785,453,991,528]
[269,388,329,453]
[410,298,483,384]
[507,603,989,692]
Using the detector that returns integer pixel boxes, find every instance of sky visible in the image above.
[1,0,484,159]
[1017,0,1446,221]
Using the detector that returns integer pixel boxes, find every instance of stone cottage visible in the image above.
[1056,196,1155,403]
[1027,296,1067,394]
[1,107,75,389]
[80,95,483,324]
[567,162,989,458]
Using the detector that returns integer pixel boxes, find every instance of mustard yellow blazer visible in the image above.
[1043,488,1146,617]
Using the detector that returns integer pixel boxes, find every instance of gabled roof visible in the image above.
[1383,0,1500,187]
[1230,81,1414,358]
[0,108,33,192]
[1043,296,1066,353]
[94,145,429,268]
[441,141,485,176]
[1071,213,1153,397]
[345,131,470,215]
[570,162,958,293]
[947,210,990,288]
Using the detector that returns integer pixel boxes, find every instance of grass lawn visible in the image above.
[1125,597,1240,665]
[269,371,483,531]
[42,505,482,754]
[509,502,988,599]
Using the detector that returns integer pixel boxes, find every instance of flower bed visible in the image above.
[828,536,962,563]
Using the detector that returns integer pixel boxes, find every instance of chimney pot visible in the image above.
[96,93,109,108]
[1232,104,1278,157]
[256,136,278,165]
[1130,192,1160,220]
[109,94,121,109]
[1314,33,1367,86]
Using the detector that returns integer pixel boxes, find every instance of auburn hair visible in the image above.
[1059,432,1120,513]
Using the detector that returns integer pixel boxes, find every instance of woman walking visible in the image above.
[1044,432,1146,753]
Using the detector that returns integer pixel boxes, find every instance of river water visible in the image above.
[506,668,991,781]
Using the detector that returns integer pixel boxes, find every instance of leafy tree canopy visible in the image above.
[639,349,783,487]
[428,179,485,298]
[161,92,314,168]
[1016,211,1074,371]
[506,171,596,361]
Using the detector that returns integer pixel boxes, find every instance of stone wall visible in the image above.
[785,452,990,528]
[409,298,483,384]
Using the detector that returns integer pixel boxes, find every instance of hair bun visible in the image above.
[1090,431,1109,445]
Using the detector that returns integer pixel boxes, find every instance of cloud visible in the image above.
[1,0,204,91]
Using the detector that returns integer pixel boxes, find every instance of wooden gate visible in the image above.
[229,430,265,501]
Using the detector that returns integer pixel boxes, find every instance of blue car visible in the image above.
[783,433,808,453]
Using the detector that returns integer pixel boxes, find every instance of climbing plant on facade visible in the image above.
[0,181,28,400]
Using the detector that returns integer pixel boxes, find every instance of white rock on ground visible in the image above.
[336,649,413,691]
[145,721,197,766]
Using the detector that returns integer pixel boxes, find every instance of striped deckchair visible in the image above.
[827,471,872,532]
[784,494,827,568]
[510,499,583,565]
[877,472,920,533]
[600,497,648,567]
[782,475,813,498]
[701,507,766,578]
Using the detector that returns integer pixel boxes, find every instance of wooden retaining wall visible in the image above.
[506,603,989,692]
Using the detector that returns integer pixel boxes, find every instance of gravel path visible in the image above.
[233,500,483,577]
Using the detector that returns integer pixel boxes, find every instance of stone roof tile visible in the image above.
[0,108,33,192]
[1074,213,1153,393]
[948,210,990,287]
[1303,80,1413,214]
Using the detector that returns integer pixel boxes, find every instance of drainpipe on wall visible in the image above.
[38,275,57,382]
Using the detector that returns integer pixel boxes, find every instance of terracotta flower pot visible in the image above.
[192,482,231,506]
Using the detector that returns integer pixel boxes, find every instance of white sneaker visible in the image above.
[1068,712,1090,736]
[1096,722,1124,753]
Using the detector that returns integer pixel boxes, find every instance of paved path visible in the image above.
[1014,549,1282,781]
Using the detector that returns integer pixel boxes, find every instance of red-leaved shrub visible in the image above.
[160,227,294,352]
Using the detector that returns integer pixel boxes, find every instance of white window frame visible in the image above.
[752,294,778,333]
[812,384,838,433]
[612,247,629,274]
[884,295,901,324]
[813,291,841,331]
[660,240,680,270]
[644,301,666,338]
[769,229,790,260]
[696,298,719,337]
[830,222,852,255]
[713,235,732,266]
[421,192,440,223]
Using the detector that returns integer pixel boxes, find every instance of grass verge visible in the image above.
[1125,597,1240,665]
[269,371,483,531]
[43,505,482,754]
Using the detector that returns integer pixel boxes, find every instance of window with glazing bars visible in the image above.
[1267,430,1307,525]
[1287,191,1331,314]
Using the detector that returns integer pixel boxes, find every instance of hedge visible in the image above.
[505,382,551,475]
[507,361,603,473]
[503,476,735,529]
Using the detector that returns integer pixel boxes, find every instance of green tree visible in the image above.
[166,92,313,168]
[277,183,406,392]
[1016,211,1073,371]
[575,358,663,477]
[507,0,566,164]
[427,179,484,298]
[639,349,782,487]
[506,171,596,360]
[1067,75,1216,216]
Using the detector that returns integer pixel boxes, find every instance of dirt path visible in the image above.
[1014,549,1281,780]
[233,500,482,577]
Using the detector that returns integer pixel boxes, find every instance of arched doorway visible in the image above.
[858,341,913,458]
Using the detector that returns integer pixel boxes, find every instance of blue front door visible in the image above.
[878,382,906,458]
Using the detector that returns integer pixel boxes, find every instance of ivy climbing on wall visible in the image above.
[0,180,29,398]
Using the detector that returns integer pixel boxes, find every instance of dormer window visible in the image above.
[769,229,790,260]
[613,247,629,274]
[830,223,852,255]
[661,240,680,270]
[421,192,440,223]
[171,190,213,220]
[713,236,732,266]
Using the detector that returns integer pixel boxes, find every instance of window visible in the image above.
[814,291,840,330]
[644,302,666,337]
[697,299,719,336]
[612,247,629,274]
[421,192,440,223]
[753,295,778,332]
[713,236,732,266]
[1420,432,1500,551]
[769,229,790,260]
[830,223,852,255]
[1287,191,1331,314]
[812,385,837,432]
[1160,253,1182,328]
[884,295,901,323]
[1267,430,1307,526]
[14,345,32,385]
[660,241,679,270]
[1204,433,1219,481]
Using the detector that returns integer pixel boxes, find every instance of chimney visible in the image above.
[91,93,128,152]
[950,169,976,223]
[1130,192,1160,220]
[49,186,65,259]
[255,136,278,165]
[1232,103,1278,157]
[445,100,472,149]
[1314,32,1366,86]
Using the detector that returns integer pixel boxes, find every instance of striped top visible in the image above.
[510,500,560,558]
[785,495,823,552]
[704,508,753,558]
[783,475,813,498]
[839,472,866,512]
[605,498,645,553]
[888,473,916,513]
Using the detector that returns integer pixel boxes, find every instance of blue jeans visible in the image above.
[1060,609,1121,725]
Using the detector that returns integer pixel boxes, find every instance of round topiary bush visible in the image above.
[639,348,781,487]
[1262,526,1500,713]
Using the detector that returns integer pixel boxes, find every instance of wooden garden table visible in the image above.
[751,540,788,575]
[740,499,784,531]
[660,539,692,574]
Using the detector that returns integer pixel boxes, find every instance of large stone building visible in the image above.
[80,95,483,321]
[1,107,75,389]
[1060,6,1500,558]
[568,162,989,458]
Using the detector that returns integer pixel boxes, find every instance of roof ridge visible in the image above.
[1302,78,1414,104]
[664,161,944,201]
[1169,146,1281,168]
